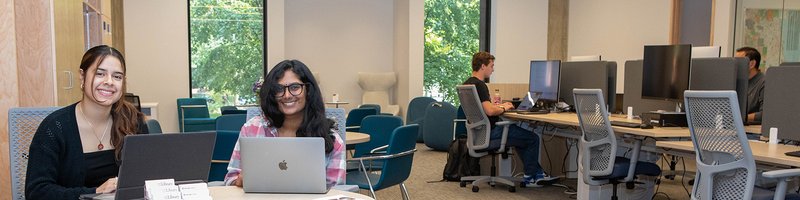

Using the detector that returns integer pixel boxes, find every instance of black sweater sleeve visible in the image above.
[25,115,96,200]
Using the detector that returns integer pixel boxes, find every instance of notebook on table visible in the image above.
[240,137,328,194]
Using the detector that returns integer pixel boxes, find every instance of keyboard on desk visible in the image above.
[785,150,800,158]
[610,120,642,128]
[518,109,550,115]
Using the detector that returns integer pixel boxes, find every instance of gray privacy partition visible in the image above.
[762,66,800,141]
[623,58,749,118]
[559,61,617,112]
[688,57,749,121]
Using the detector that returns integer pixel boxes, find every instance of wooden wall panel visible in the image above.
[111,0,125,54]
[15,0,56,107]
[487,83,528,101]
[0,0,19,198]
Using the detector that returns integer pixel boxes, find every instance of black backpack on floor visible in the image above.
[442,137,481,181]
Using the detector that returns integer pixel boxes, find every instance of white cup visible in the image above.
[332,93,339,102]
[769,127,779,144]
[627,107,633,120]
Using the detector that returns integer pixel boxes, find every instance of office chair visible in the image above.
[8,107,60,200]
[406,96,437,142]
[347,124,418,199]
[573,89,660,200]
[684,90,800,200]
[359,104,381,114]
[124,93,141,112]
[456,85,518,193]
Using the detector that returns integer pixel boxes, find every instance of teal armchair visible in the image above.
[177,98,216,132]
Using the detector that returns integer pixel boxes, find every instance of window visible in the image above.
[734,0,800,69]
[424,0,489,105]
[189,0,265,117]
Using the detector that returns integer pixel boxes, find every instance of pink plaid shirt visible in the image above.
[223,115,346,188]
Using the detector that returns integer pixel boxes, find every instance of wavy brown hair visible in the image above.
[79,45,144,160]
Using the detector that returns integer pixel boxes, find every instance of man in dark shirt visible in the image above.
[735,47,765,124]
[462,52,558,187]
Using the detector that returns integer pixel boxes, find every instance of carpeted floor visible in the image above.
[350,144,694,200]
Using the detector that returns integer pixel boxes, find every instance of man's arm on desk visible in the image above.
[483,101,514,116]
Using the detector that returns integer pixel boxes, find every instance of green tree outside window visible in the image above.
[424,0,480,106]
[190,0,264,117]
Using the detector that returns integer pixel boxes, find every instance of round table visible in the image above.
[346,132,370,145]
[210,186,373,199]
[325,101,350,108]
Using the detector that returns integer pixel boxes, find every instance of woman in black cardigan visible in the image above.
[25,45,148,200]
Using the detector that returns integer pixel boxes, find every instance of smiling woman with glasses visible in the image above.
[224,60,345,189]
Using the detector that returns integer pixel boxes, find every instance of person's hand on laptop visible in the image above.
[501,102,515,111]
[96,177,117,194]
[233,173,244,187]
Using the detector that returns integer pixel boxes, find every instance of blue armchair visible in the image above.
[345,107,378,132]
[406,96,436,142]
[208,114,246,182]
[177,98,216,132]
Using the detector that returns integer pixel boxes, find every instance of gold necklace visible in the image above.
[78,103,111,150]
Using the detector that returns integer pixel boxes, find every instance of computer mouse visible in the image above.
[640,123,654,129]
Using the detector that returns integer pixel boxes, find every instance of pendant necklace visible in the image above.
[78,103,110,150]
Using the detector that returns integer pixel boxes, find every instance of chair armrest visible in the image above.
[370,145,389,154]
[496,121,514,126]
[347,149,417,162]
[211,160,230,164]
[762,168,800,179]
[495,121,513,153]
[346,126,361,129]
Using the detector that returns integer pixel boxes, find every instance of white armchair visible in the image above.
[358,72,400,116]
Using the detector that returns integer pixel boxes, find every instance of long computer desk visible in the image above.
[657,141,800,167]
[503,112,691,138]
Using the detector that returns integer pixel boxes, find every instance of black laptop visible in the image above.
[82,132,216,200]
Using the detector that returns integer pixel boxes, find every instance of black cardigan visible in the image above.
[25,103,148,200]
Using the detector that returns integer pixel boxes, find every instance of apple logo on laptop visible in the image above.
[279,160,288,170]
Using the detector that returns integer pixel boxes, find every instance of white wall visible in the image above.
[284,0,396,111]
[124,0,189,132]
[490,0,549,84]
[568,0,671,93]
[393,0,425,117]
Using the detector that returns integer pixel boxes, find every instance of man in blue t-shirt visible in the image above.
[462,51,559,187]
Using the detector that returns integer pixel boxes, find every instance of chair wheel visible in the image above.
[508,186,516,192]
[490,182,496,187]
[472,186,479,192]
[459,181,467,187]
[626,182,635,189]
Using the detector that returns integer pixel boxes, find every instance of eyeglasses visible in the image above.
[274,83,308,97]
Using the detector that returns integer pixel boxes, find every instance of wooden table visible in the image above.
[346,132,370,145]
[657,140,800,167]
[504,112,763,138]
[210,186,374,199]
[503,112,692,138]
[325,102,350,108]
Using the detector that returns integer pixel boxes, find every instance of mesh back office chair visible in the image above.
[573,89,660,200]
[124,93,141,112]
[8,107,60,200]
[406,96,437,142]
[456,85,517,193]
[684,90,800,200]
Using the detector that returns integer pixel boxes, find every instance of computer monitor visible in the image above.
[641,44,692,102]
[529,60,561,102]
[691,46,721,58]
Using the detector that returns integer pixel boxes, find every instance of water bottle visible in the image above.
[493,89,501,104]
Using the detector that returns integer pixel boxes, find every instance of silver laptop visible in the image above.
[240,137,328,194]
[509,92,539,112]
